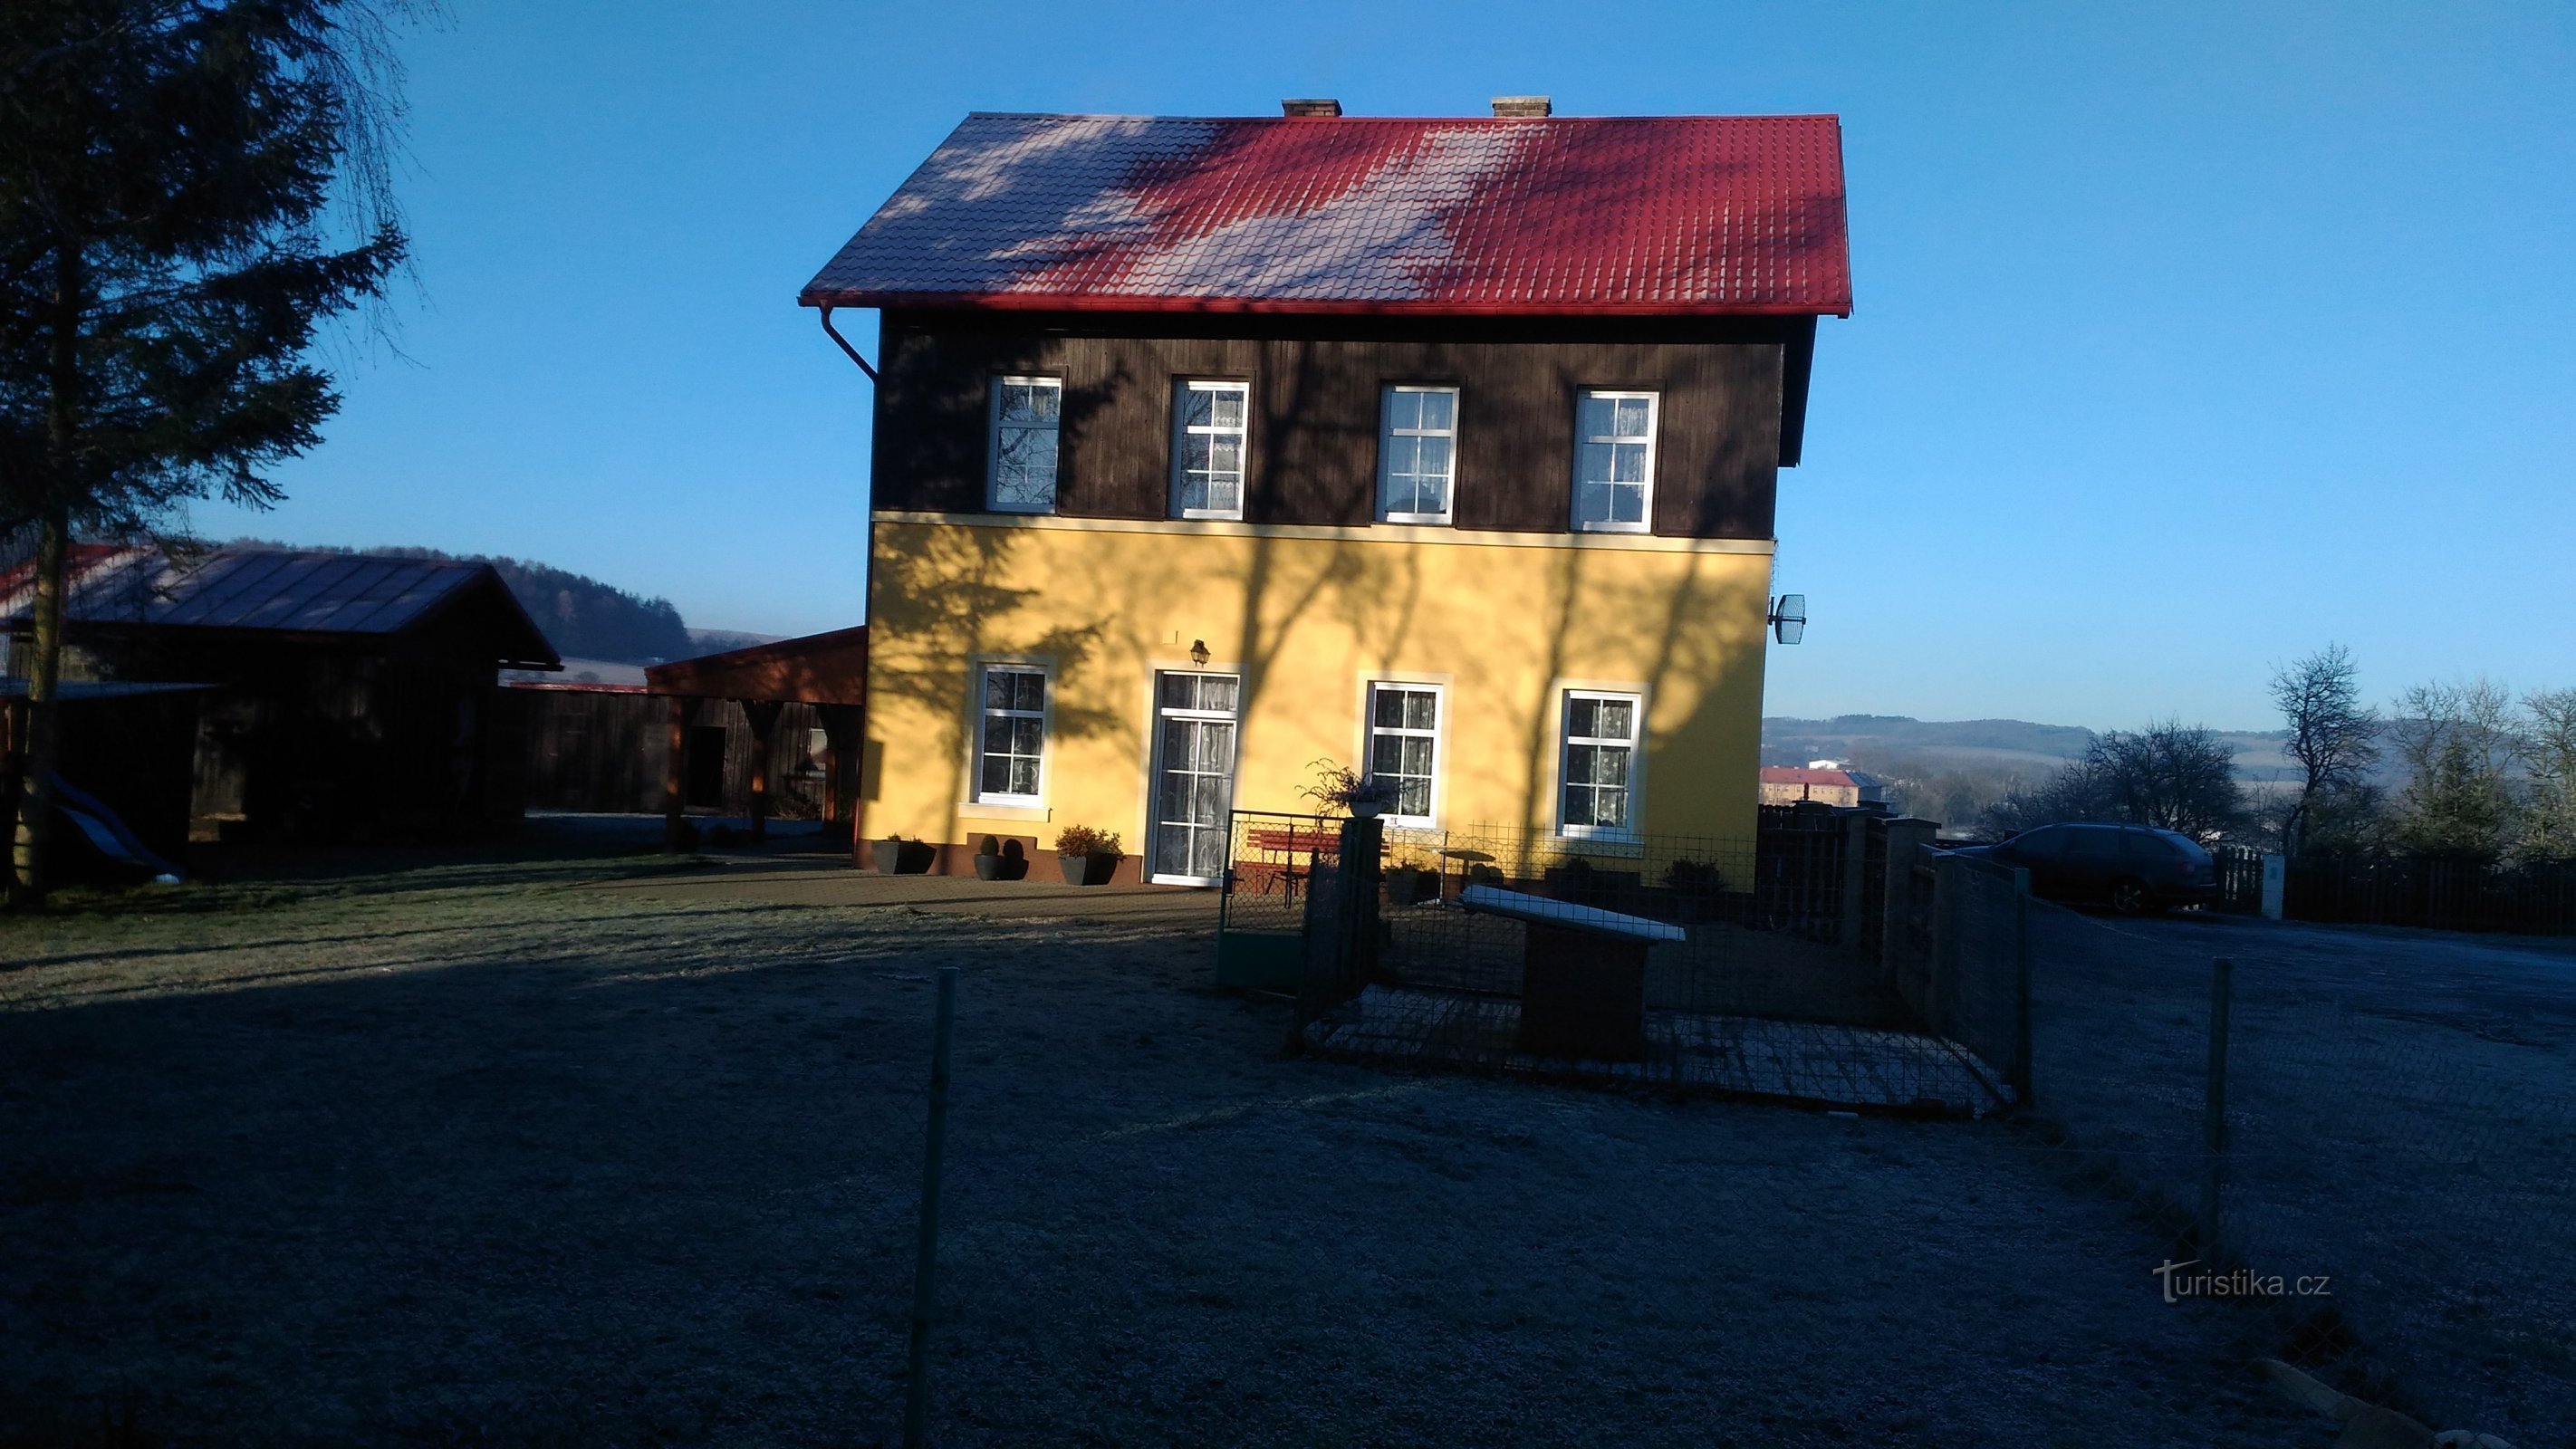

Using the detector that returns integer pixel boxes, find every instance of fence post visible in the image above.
[1837,810,1870,951]
[2010,866,2033,1106]
[1341,813,1384,989]
[902,966,959,1449]
[2199,957,2233,1256]
[1878,819,1937,984]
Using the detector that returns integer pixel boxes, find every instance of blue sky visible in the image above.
[194,1,2576,730]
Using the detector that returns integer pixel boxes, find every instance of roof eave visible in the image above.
[798,289,1851,321]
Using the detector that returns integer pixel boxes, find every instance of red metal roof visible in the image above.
[802,112,1850,318]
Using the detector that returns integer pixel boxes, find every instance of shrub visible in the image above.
[1666,859,1724,896]
[1054,825,1123,859]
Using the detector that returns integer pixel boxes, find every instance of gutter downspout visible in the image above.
[815,302,878,859]
[818,305,879,383]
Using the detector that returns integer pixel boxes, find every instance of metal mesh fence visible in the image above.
[1255,815,2033,1116]
[1213,810,1330,994]
[1372,821,1893,1024]
[2027,907,2576,1439]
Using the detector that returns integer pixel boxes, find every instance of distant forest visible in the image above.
[225,540,697,664]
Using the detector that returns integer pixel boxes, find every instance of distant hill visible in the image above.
[687,629,782,655]
[1763,715,2303,783]
[225,540,697,665]
[1764,715,2097,776]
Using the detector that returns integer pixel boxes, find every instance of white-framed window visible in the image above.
[1378,385,1458,523]
[1558,690,1640,839]
[1363,683,1442,825]
[988,376,1061,513]
[1572,389,1658,533]
[974,665,1048,804]
[1171,379,1249,519]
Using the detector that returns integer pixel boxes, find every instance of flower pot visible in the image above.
[873,839,936,874]
[1058,852,1119,886]
[974,853,1004,881]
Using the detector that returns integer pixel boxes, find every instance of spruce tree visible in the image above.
[1,0,416,901]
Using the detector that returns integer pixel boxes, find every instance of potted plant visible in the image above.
[1053,825,1123,886]
[871,834,935,874]
[1382,856,1439,907]
[1664,858,1724,923]
[973,835,1030,881]
[1300,758,1402,820]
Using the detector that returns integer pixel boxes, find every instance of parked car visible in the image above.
[1948,823,2216,915]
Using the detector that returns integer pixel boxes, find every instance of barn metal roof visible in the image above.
[0,547,561,667]
[802,112,1851,318]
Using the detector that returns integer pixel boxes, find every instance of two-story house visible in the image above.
[802,99,1850,884]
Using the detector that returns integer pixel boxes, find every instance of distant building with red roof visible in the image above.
[808,98,1851,875]
[1759,764,1888,810]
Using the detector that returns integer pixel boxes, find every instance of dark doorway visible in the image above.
[685,724,727,810]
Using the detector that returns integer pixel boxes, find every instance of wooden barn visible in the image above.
[515,626,866,841]
[0,546,561,843]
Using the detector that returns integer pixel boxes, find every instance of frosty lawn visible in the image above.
[2,840,2341,1444]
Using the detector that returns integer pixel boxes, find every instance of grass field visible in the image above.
[2024,904,2576,1441]
[3,830,2341,1445]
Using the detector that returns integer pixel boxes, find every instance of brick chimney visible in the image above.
[1280,99,1342,118]
[1491,95,1552,118]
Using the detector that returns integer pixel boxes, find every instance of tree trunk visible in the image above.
[9,506,70,906]
[12,235,83,907]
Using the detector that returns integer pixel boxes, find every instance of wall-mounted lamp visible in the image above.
[1189,638,1210,667]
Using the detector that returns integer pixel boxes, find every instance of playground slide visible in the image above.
[43,770,183,883]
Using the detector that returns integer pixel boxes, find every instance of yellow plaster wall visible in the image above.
[862,516,1773,859]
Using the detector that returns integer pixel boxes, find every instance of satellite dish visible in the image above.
[1768,593,1807,645]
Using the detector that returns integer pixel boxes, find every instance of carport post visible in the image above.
[903,966,959,1449]
[661,696,688,852]
[2199,957,2234,1253]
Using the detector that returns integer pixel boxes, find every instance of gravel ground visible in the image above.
[0,840,2331,1446]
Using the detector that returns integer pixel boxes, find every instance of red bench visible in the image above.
[1245,826,1341,901]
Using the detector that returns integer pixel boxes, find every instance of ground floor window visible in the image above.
[1559,690,1640,839]
[975,665,1048,804]
[1364,683,1441,825]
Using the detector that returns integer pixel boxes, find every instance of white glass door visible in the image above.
[1150,672,1239,885]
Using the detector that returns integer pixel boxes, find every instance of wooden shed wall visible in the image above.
[520,692,841,820]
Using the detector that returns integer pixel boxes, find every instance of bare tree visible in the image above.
[2389,678,2523,860]
[2268,644,2379,857]
[2089,720,2247,839]
[2523,686,2576,859]
[1977,720,2245,840]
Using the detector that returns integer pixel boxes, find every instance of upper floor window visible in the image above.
[1378,385,1457,524]
[1363,683,1442,825]
[1172,379,1249,520]
[988,377,1061,513]
[1572,389,1658,533]
[1560,690,1640,839]
[975,665,1048,804]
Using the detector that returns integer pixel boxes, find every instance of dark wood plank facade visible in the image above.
[519,690,842,821]
[870,310,1812,539]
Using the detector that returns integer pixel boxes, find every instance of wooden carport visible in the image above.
[643,625,866,849]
